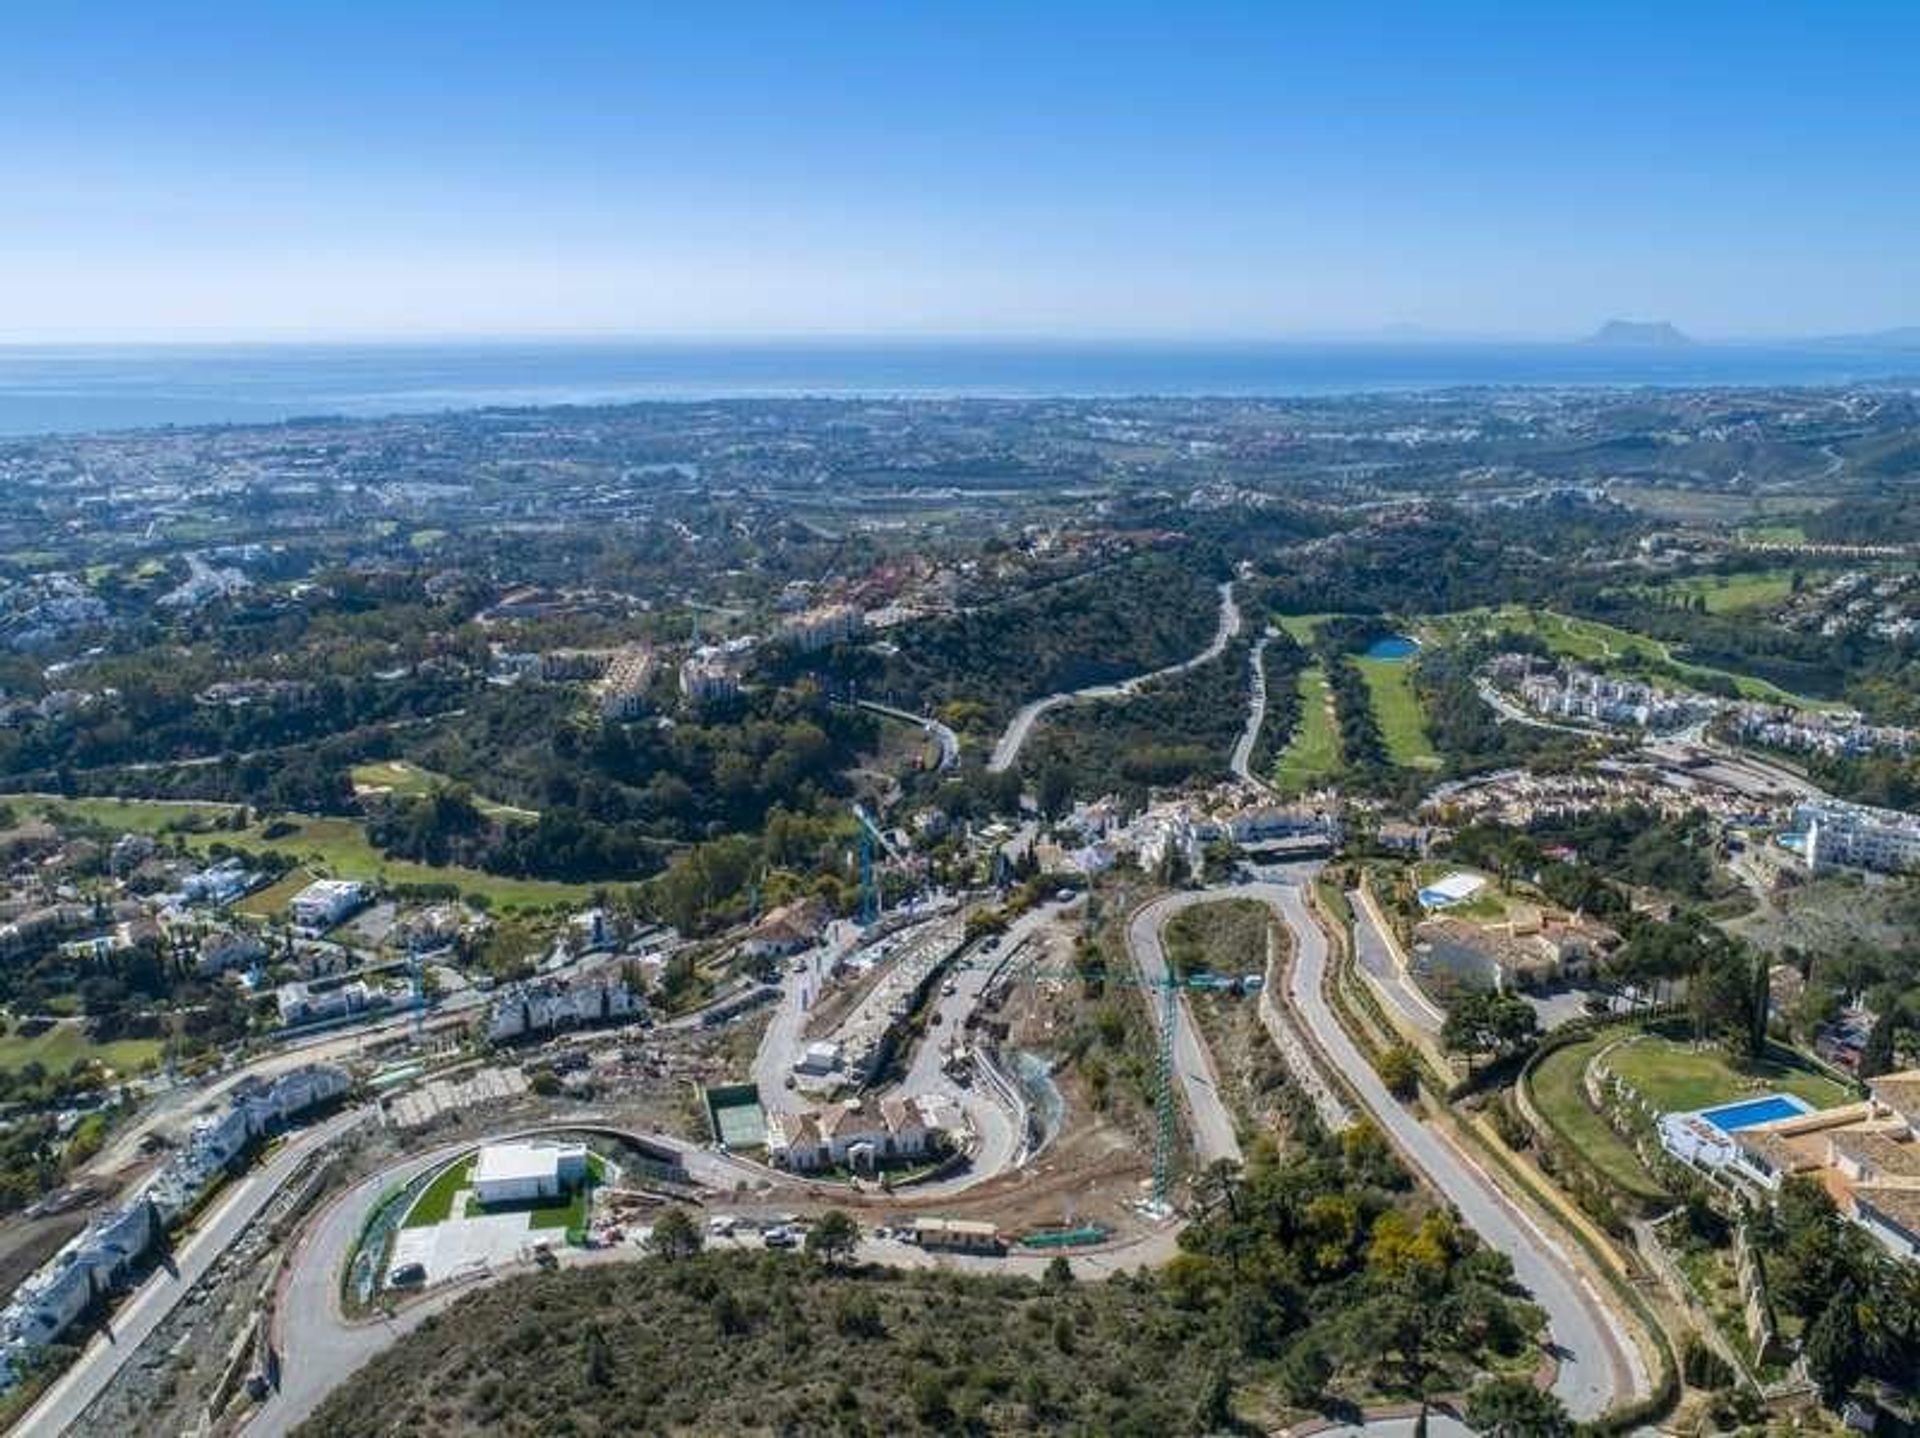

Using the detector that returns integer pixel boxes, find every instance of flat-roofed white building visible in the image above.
[1797,800,1920,876]
[470,1141,589,1206]
[288,878,371,931]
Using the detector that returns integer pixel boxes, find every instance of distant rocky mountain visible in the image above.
[1583,319,1694,347]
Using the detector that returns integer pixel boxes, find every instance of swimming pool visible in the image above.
[1699,1094,1812,1133]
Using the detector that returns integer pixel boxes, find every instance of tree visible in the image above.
[645,1205,703,1260]
[583,1323,614,1387]
[1035,764,1074,820]
[1376,1044,1419,1099]
[1440,989,1537,1072]
[1463,1376,1571,1436]
[1859,1010,1896,1079]
[1803,1281,1863,1403]
[1042,1254,1074,1290]
[1277,1340,1331,1405]
[806,1208,860,1266]
[1193,1354,1233,1433]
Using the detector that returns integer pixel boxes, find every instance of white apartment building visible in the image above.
[1797,800,1920,876]
[780,602,864,653]
[486,973,641,1042]
[288,878,370,931]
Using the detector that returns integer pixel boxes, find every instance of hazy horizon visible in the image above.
[1,325,1917,350]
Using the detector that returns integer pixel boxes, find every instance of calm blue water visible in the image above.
[1363,635,1420,661]
[0,339,1912,437]
[1701,1094,1810,1133]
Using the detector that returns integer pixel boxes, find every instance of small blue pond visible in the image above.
[1699,1094,1811,1133]
[1362,634,1419,661]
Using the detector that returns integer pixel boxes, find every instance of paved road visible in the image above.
[237,874,1640,1433]
[19,1106,370,1437]
[854,699,960,770]
[254,1136,485,1436]
[248,1116,1187,1436]
[1253,879,1641,1421]
[988,580,1241,773]
[749,934,836,1117]
[1307,1418,1469,1438]
[1229,629,1276,790]
[750,901,1061,1186]
[1349,886,1445,1035]
[1125,894,1245,1170]
[252,1124,769,1437]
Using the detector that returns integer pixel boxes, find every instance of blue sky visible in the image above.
[5,2,1917,340]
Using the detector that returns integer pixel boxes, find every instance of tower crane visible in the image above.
[850,802,912,926]
[946,940,1257,1210]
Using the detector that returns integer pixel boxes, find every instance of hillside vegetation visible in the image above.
[300,1127,1547,1437]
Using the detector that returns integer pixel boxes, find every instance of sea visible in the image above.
[0,339,1913,438]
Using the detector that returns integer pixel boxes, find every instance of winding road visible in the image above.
[987,579,1241,773]
[1229,629,1276,790]
[113,871,1642,1435]
[854,699,960,770]
[1247,876,1642,1422]
[1120,877,1638,1423]
[1125,894,1246,1170]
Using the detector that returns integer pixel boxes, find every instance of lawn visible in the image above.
[349,761,538,821]
[184,815,590,911]
[19,794,239,834]
[1274,665,1341,791]
[1275,612,1342,644]
[1639,570,1801,615]
[1525,1031,1668,1203]
[526,1182,591,1231]
[1428,605,1828,710]
[232,868,316,921]
[0,1017,163,1077]
[404,1155,477,1228]
[1354,656,1440,768]
[1605,1031,1855,1114]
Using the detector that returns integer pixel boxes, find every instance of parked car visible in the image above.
[388,1261,426,1287]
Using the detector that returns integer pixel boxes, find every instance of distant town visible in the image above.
[0,384,1915,1437]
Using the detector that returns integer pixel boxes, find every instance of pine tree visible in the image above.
[1803,1281,1863,1403]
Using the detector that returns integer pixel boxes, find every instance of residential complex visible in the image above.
[288,878,371,931]
[0,1065,348,1390]
[1661,1070,1920,1263]
[780,602,865,653]
[595,645,658,720]
[485,973,643,1043]
[1794,800,1920,876]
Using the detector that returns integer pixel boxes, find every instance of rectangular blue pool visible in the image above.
[1699,1094,1812,1133]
